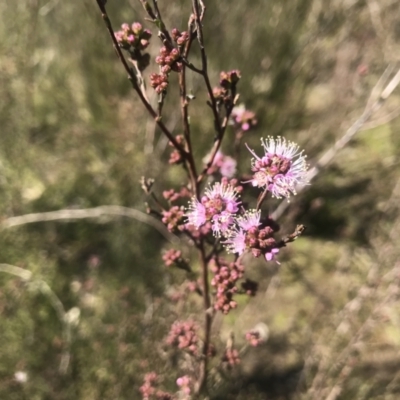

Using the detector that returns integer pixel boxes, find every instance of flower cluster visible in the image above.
[220,70,241,89]
[176,375,192,397]
[185,137,308,264]
[204,150,237,178]
[223,347,240,367]
[162,249,182,267]
[150,33,188,94]
[139,372,172,400]
[115,22,152,52]
[139,372,157,400]
[163,186,191,203]
[231,104,258,132]
[162,249,190,272]
[166,320,199,356]
[162,206,185,232]
[150,73,169,94]
[186,182,241,237]
[213,70,241,107]
[184,221,212,239]
[224,210,280,262]
[210,258,244,314]
[156,46,182,74]
[245,323,269,347]
[163,189,181,203]
[245,330,263,347]
[168,135,185,165]
[171,28,190,47]
[246,136,308,199]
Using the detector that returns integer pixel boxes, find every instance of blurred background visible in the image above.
[1,0,400,399]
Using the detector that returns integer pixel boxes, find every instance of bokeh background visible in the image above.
[1,0,400,399]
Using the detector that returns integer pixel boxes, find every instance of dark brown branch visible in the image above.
[95,0,186,154]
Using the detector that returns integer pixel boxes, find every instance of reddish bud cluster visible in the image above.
[212,87,227,102]
[139,372,173,400]
[186,280,200,293]
[139,372,156,399]
[245,223,279,260]
[245,330,263,347]
[213,70,241,107]
[151,43,184,94]
[156,46,182,74]
[176,375,191,396]
[163,186,191,203]
[162,249,190,271]
[210,258,244,314]
[162,249,182,267]
[163,189,180,203]
[223,347,240,367]
[168,135,185,165]
[115,22,152,52]
[220,70,241,89]
[166,320,199,356]
[184,221,212,238]
[171,28,190,47]
[150,73,169,94]
[169,149,182,165]
[161,206,184,232]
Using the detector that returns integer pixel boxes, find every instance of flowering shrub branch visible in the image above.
[95,0,309,397]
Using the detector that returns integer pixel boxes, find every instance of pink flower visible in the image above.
[223,210,261,255]
[186,182,241,236]
[231,104,257,131]
[203,150,237,178]
[176,375,191,395]
[220,155,237,178]
[265,248,279,262]
[245,323,269,346]
[223,210,280,263]
[245,136,308,199]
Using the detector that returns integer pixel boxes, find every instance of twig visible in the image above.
[191,0,218,128]
[95,0,185,154]
[191,0,228,187]
[179,15,199,194]
[1,206,179,244]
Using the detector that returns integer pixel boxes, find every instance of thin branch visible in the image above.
[95,0,185,154]
[1,206,180,244]
[196,98,238,184]
[179,32,200,195]
[191,0,221,138]
[361,104,400,131]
